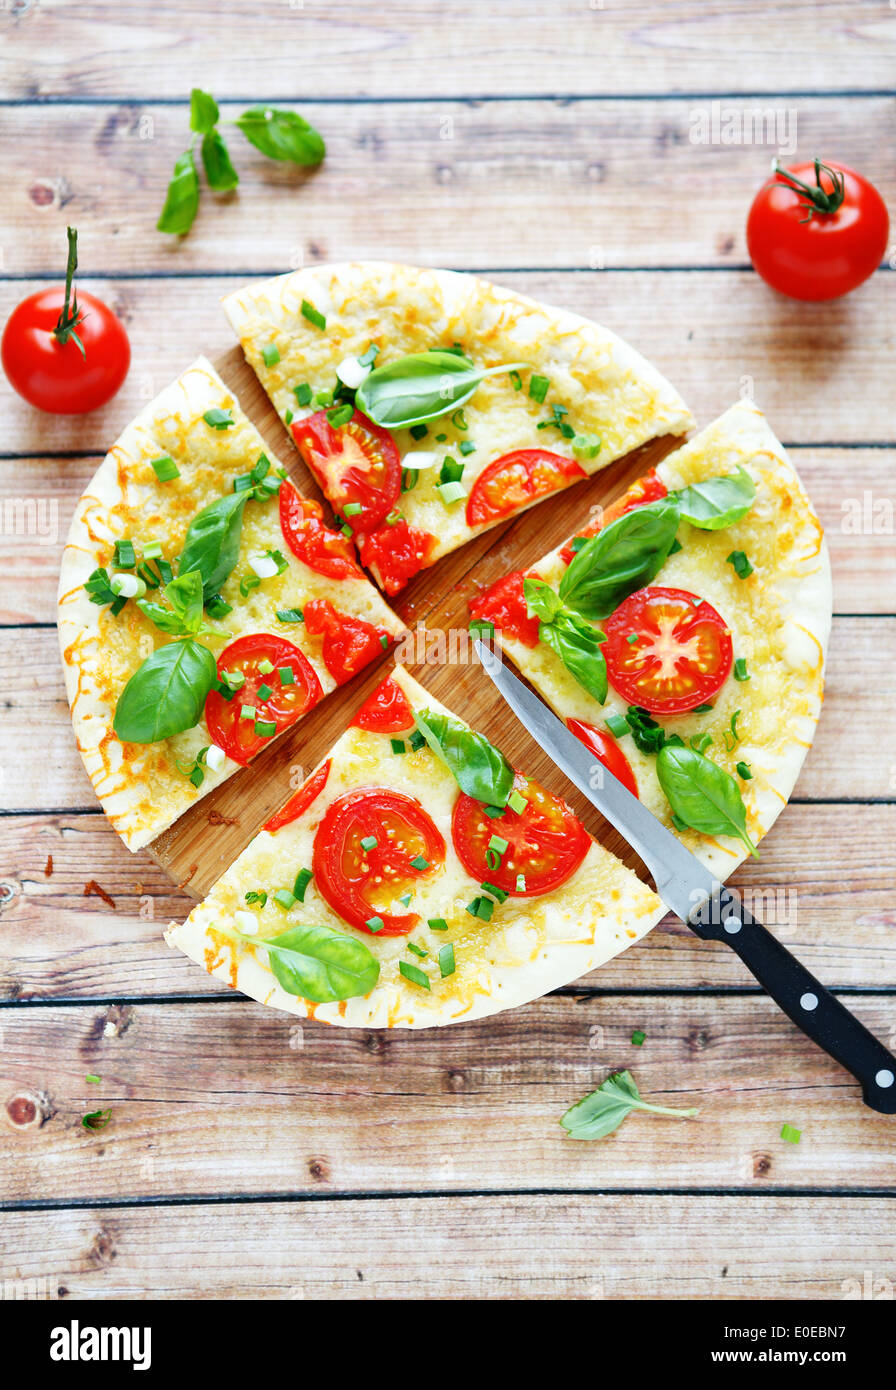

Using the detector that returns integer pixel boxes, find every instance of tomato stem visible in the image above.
[52,226,86,358]
[772,158,846,223]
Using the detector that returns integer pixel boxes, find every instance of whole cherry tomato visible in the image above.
[746,159,889,301]
[2,228,130,413]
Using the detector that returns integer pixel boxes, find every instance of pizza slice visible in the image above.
[221,262,694,595]
[58,357,405,852]
[468,399,833,880]
[165,665,663,1027]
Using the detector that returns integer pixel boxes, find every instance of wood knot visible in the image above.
[0,880,18,910]
[308,1157,330,1183]
[5,1091,44,1129]
[363,1033,386,1055]
[753,1152,773,1178]
[28,181,54,207]
[445,1067,466,1091]
[687,1027,711,1052]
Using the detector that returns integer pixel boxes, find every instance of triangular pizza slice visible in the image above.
[222,262,694,594]
[58,357,405,852]
[467,399,832,880]
[165,665,663,1027]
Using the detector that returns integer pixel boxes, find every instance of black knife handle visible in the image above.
[689,886,896,1114]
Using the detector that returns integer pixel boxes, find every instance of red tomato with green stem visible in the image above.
[2,227,130,413]
[746,159,889,301]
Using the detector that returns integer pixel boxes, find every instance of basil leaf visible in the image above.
[201,130,239,191]
[673,467,755,530]
[113,639,216,744]
[561,1069,697,1141]
[178,492,248,600]
[539,609,608,704]
[189,87,219,134]
[258,923,379,1003]
[235,106,326,165]
[156,149,200,235]
[558,498,681,620]
[522,576,562,623]
[414,709,514,806]
[355,351,529,429]
[656,744,759,858]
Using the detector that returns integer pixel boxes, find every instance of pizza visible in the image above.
[58,356,405,852]
[165,665,664,1027]
[221,262,694,594]
[468,399,833,878]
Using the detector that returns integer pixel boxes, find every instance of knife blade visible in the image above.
[474,636,896,1114]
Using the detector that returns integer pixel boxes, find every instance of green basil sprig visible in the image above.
[524,578,608,704]
[559,498,681,621]
[414,709,514,806]
[240,922,379,1003]
[561,1069,698,1141]
[656,744,758,858]
[158,88,325,235]
[355,351,530,429]
[178,492,248,600]
[673,466,755,530]
[137,570,224,638]
[113,638,217,744]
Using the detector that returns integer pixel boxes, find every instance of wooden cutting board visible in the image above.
[149,345,685,898]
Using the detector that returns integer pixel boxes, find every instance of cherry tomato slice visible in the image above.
[559,469,668,564]
[356,517,438,595]
[566,719,639,799]
[468,571,540,648]
[466,449,586,528]
[452,772,590,897]
[264,759,331,833]
[1,287,130,415]
[303,598,392,684]
[205,633,323,767]
[351,676,415,734]
[746,161,889,302]
[291,409,401,533]
[313,788,445,935]
[279,482,362,579]
[603,586,733,715]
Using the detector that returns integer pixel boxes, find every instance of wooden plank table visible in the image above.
[1,0,894,1300]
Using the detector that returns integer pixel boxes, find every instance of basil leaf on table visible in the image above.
[178,492,248,600]
[355,350,530,429]
[673,467,755,530]
[539,609,608,704]
[201,130,239,191]
[561,1069,698,1141]
[235,107,326,165]
[558,498,681,620]
[414,709,514,806]
[656,743,759,858]
[251,923,379,1003]
[156,149,200,235]
[189,87,220,134]
[113,639,217,744]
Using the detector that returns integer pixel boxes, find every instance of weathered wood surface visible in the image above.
[3,804,895,1001]
[2,1,892,100]
[2,1195,893,1300]
[2,442,891,626]
[2,996,895,1203]
[3,98,895,275]
[2,272,895,452]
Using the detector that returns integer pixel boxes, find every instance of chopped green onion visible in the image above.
[301,299,326,330]
[631,1029,646,1046]
[360,835,378,852]
[440,457,464,483]
[485,849,501,872]
[509,370,523,391]
[327,403,354,429]
[407,941,428,958]
[727,549,754,579]
[469,619,494,639]
[451,408,468,430]
[340,523,353,538]
[293,382,312,407]
[285,409,294,424]
[390,738,406,755]
[278,666,295,685]
[221,670,246,691]
[572,434,601,461]
[240,704,256,721]
[409,423,428,441]
[292,869,313,902]
[142,540,162,560]
[397,891,413,907]
[605,712,630,739]
[358,343,380,367]
[780,1123,801,1144]
[245,890,268,907]
[488,835,508,854]
[273,888,296,911]
[113,539,136,568]
[401,468,419,492]
[480,881,508,903]
[385,509,402,526]
[262,343,280,367]
[151,455,180,482]
[484,805,504,819]
[399,960,430,990]
[438,944,456,978]
[343,501,363,516]
[528,374,550,403]
[475,896,493,921]
[256,683,273,701]
[459,440,476,455]
[379,634,389,650]
[626,633,638,646]
[409,855,430,871]
[515,874,526,892]
[203,408,233,430]
[205,594,232,619]
[736,760,753,780]
[254,719,277,737]
[85,1073,101,1085]
[507,790,527,815]
[734,657,750,682]
[366,916,385,934]
[693,702,714,713]
[257,659,274,674]
[277,608,304,624]
[409,730,426,751]
[437,480,466,506]
[427,917,449,932]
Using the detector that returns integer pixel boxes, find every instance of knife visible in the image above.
[474,637,896,1114]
